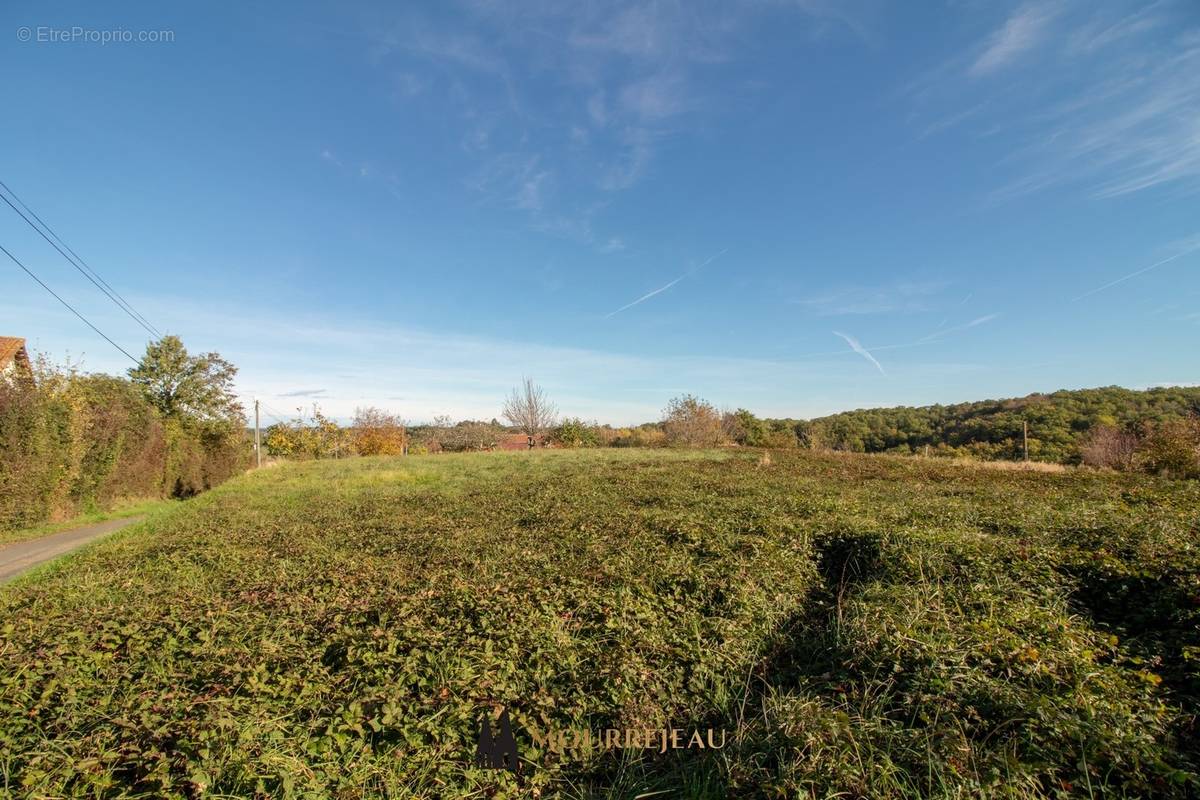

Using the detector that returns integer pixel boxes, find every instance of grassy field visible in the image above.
[1,449,1198,798]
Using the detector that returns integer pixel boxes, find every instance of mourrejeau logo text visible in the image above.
[475,707,726,772]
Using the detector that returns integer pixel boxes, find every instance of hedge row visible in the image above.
[0,370,248,530]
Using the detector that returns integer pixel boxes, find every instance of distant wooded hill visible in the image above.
[788,386,1200,463]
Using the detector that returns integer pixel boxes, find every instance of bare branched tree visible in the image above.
[502,378,557,448]
[1079,425,1139,471]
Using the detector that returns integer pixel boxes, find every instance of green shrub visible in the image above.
[551,417,601,448]
[1138,418,1200,478]
[0,359,248,528]
[612,424,668,447]
[663,394,724,447]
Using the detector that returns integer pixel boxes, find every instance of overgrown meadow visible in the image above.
[1,450,1198,798]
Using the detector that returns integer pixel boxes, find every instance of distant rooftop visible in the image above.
[0,336,29,371]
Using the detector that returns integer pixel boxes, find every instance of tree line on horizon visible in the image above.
[6,340,1199,532]
[799,385,1200,473]
[264,381,1200,478]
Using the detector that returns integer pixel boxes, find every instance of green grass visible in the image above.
[1,449,1198,798]
[0,497,177,546]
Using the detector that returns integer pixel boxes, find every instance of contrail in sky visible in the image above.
[833,330,886,376]
[793,312,999,361]
[605,248,728,318]
[605,275,685,318]
[917,312,1000,343]
[1072,242,1200,301]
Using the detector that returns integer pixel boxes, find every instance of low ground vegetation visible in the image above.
[1,449,1197,797]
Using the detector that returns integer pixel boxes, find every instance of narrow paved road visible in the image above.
[0,516,145,583]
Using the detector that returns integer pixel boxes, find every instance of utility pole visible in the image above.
[255,399,262,468]
[1022,420,1028,462]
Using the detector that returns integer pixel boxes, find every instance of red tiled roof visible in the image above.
[497,433,546,450]
[0,337,28,371]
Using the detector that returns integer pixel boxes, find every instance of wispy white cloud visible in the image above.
[362,0,873,229]
[907,2,1200,203]
[762,0,873,41]
[4,282,1022,426]
[586,92,607,126]
[796,280,949,316]
[833,330,886,376]
[619,71,692,121]
[514,170,551,211]
[278,388,328,398]
[1066,2,1165,55]
[469,153,548,212]
[399,26,504,74]
[35,291,879,425]
[393,72,427,98]
[598,128,656,191]
[969,3,1059,77]
[1002,16,1198,200]
[918,101,990,139]
[320,148,404,199]
[568,3,671,59]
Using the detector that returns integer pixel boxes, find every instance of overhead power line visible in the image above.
[260,401,294,424]
[0,180,161,338]
[0,180,160,336]
[239,393,291,425]
[1,242,138,363]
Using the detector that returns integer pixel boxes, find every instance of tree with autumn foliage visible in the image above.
[352,406,407,456]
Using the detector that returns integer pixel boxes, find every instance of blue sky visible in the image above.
[2,0,1198,425]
